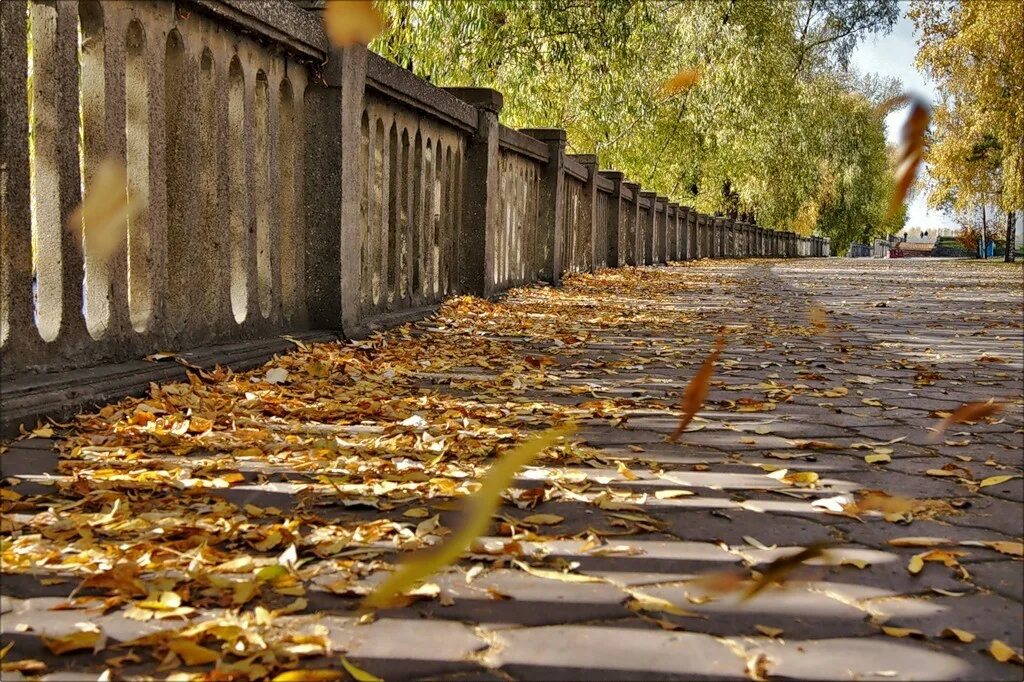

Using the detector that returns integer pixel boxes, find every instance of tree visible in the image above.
[910,0,1024,260]
[373,0,902,246]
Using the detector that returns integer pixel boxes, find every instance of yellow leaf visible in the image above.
[862,398,884,407]
[654,489,694,499]
[939,628,976,643]
[66,159,141,260]
[887,537,952,548]
[256,565,289,582]
[273,671,343,682]
[168,639,220,666]
[961,540,1023,557]
[864,453,891,464]
[323,0,385,47]
[755,625,783,638]
[137,591,182,611]
[341,657,384,682]
[988,640,1024,665]
[668,331,726,442]
[512,560,605,583]
[926,469,958,477]
[522,514,564,525]
[979,475,1017,488]
[881,626,925,639]
[659,68,701,97]
[626,589,699,617]
[30,425,55,438]
[616,461,638,480]
[403,507,430,518]
[0,642,13,660]
[362,424,575,609]
[782,471,819,488]
[41,630,103,656]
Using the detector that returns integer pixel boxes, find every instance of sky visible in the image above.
[849,6,958,235]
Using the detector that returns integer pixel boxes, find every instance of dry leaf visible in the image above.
[67,159,141,261]
[521,513,564,525]
[512,560,605,584]
[41,629,104,656]
[881,626,925,639]
[626,589,699,617]
[959,540,1023,557]
[865,453,891,464]
[341,658,383,682]
[988,640,1024,665]
[939,628,976,643]
[323,0,385,47]
[660,69,701,96]
[668,331,726,442]
[273,671,344,682]
[931,400,1004,441]
[168,639,220,666]
[887,537,952,548]
[978,475,1018,488]
[886,95,930,220]
[654,489,694,499]
[755,625,783,638]
[616,461,639,480]
[362,424,575,608]
[808,305,828,334]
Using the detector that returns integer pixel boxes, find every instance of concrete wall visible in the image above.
[0,0,821,385]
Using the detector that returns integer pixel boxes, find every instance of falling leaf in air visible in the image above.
[668,330,726,442]
[930,399,1004,441]
[808,304,828,334]
[323,0,385,47]
[742,542,832,601]
[67,159,141,261]
[660,69,701,97]
[883,94,930,220]
[988,640,1024,665]
[361,424,574,609]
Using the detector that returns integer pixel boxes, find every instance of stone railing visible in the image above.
[0,0,829,433]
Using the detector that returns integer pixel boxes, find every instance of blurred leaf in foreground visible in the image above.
[362,423,575,609]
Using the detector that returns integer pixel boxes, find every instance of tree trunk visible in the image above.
[980,201,988,259]
[1006,210,1017,263]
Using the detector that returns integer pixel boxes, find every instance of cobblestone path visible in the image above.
[2,258,1022,680]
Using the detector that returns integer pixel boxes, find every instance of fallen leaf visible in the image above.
[808,305,828,334]
[626,589,699,617]
[272,670,343,682]
[41,629,104,656]
[168,639,220,666]
[521,513,564,525]
[341,658,383,682]
[959,540,1023,557]
[512,560,605,584]
[865,453,891,464]
[668,331,726,442]
[755,625,783,638]
[616,461,639,480]
[988,640,1024,665]
[323,0,385,47]
[881,626,925,639]
[654,489,694,499]
[978,475,1018,488]
[939,628,975,643]
[265,367,289,384]
[887,537,952,548]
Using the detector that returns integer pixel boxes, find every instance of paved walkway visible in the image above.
[2,259,1022,681]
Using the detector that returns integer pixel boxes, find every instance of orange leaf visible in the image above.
[931,399,1004,441]
[667,330,726,442]
[323,0,385,47]
[660,69,701,97]
[886,96,930,220]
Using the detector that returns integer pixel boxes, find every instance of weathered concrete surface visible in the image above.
[1,258,1021,680]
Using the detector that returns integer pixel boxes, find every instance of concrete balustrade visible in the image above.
[0,0,828,433]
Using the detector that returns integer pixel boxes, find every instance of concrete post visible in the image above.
[638,191,656,265]
[521,128,567,284]
[678,207,690,260]
[600,171,625,267]
[306,44,366,335]
[623,182,641,265]
[570,154,599,272]
[446,88,504,297]
[656,196,669,263]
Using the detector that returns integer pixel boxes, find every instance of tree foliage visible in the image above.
[373,0,901,252]
[911,0,1024,216]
